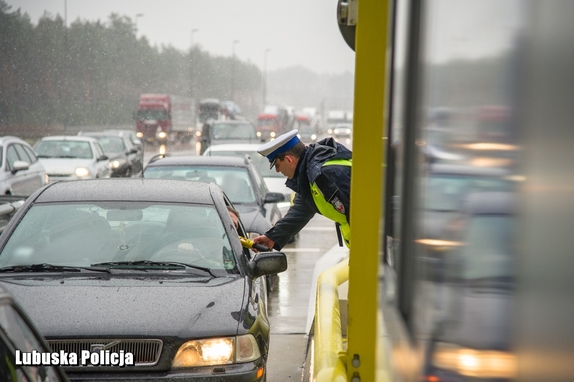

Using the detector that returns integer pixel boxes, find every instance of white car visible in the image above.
[203,143,293,214]
[0,136,48,196]
[34,136,112,181]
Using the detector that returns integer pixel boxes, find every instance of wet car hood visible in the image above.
[39,158,95,173]
[0,275,246,339]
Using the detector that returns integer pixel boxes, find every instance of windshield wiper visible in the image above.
[0,263,111,273]
[91,260,215,277]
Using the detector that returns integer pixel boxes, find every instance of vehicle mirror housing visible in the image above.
[264,192,285,204]
[98,155,109,161]
[12,161,30,174]
[249,252,287,279]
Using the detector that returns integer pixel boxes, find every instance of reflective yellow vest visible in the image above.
[310,159,352,248]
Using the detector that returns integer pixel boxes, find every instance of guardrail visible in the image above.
[314,257,349,381]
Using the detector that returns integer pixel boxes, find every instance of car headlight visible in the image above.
[158,131,167,139]
[431,342,517,379]
[136,132,143,138]
[196,131,202,137]
[109,159,126,169]
[75,167,91,178]
[270,132,276,138]
[328,129,333,134]
[172,335,261,368]
[256,131,261,137]
[311,134,317,140]
[334,129,340,134]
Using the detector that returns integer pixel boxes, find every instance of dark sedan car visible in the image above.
[143,156,284,238]
[0,179,287,381]
[79,132,143,177]
[0,285,69,381]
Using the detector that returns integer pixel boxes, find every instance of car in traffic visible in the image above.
[0,178,287,381]
[103,129,144,154]
[0,136,48,197]
[33,136,112,181]
[79,131,143,177]
[329,123,353,138]
[198,120,259,155]
[203,144,293,214]
[0,285,69,381]
[143,156,285,238]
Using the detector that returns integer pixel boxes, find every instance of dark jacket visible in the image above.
[265,137,352,249]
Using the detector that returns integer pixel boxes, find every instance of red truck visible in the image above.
[134,94,195,144]
[256,105,290,141]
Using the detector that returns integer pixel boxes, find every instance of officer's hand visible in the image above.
[252,235,275,252]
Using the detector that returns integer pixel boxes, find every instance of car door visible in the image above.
[3,144,35,196]
[92,142,111,178]
[15,143,46,194]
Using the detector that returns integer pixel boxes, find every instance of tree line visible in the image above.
[0,1,263,128]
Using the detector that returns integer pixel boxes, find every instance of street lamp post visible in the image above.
[190,29,199,99]
[231,40,239,102]
[134,13,144,37]
[263,48,271,108]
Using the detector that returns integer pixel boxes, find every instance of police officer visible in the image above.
[253,129,352,250]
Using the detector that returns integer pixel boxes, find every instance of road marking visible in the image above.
[281,248,321,253]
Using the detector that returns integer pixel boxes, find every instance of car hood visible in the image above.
[0,275,246,339]
[39,158,95,173]
[234,205,271,235]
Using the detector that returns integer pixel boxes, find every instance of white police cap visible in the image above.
[257,129,300,169]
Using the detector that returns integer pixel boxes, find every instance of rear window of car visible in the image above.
[144,165,256,204]
[0,202,237,274]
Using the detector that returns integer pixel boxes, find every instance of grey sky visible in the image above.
[6,0,356,74]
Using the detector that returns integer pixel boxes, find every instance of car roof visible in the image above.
[147,155,250,168]
[38,135,100,143]
[205,143,262,152]
[34,178,218,204]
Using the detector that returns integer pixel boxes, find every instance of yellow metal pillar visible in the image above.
[347,0,389,381]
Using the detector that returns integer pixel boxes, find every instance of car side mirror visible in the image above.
[249,252,287,279]
[98,155,109,161]
[264,192,285,204]
[11,160,30,174]
[129,149,138,154]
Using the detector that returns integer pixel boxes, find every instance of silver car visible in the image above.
[0,136,48,196]
[34,136,112,181]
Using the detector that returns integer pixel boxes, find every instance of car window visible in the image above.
[22,145,39,164]
[13,144,32,165]
[206,150,279,178]
[91,136,126,153]
[34,140,93,159]
[92,142,105,158]
[250,163,267,197]
[0,202,237,273]
[0,302,63,382]
[144,165,256,204]
[6,145,19,171]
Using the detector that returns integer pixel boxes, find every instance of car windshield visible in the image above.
[145,166,256,204]
[136,110,167,121]
[212,123,257,140]
[207,151,278,177]
[34,140,93,159]
[0,202,237,273]
[89,136,125,153]
[257,119,277,127]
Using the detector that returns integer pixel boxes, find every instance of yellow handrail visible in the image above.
[314,258,349,382]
